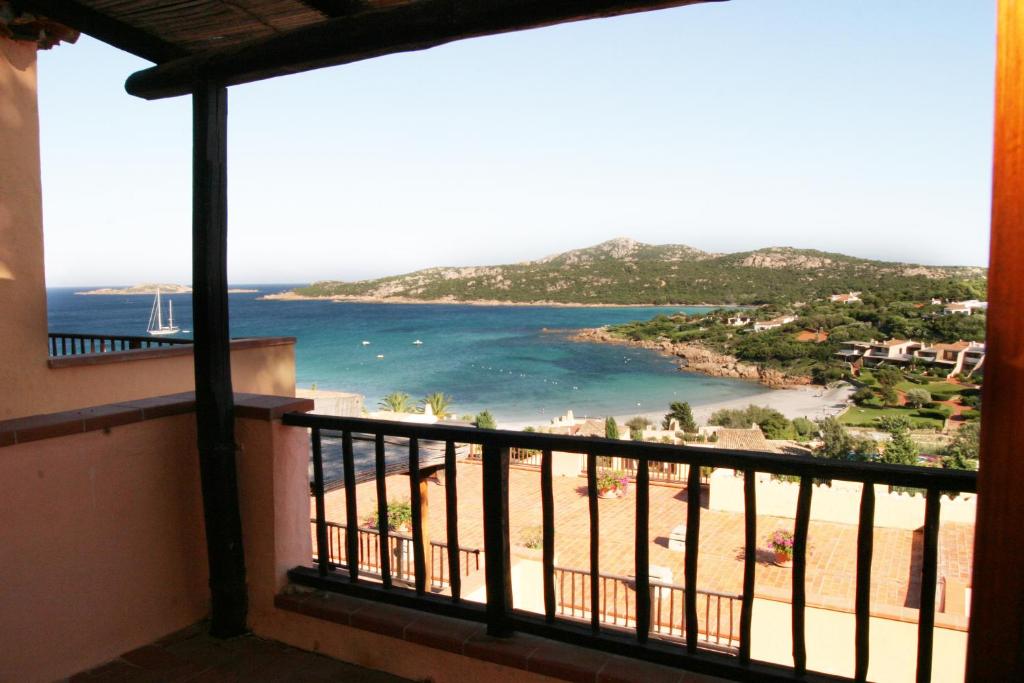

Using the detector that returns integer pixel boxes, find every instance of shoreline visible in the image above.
[570,326,811,389]
[259,290,744,308]
[77,288,259,295]
[497,384,854,431]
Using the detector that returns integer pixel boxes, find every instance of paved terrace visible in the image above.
[68,622,409,682]
[319,461,973,619]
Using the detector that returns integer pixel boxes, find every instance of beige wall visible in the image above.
[0,38,50,418]
[751,598,965,682]
[0,415,209,681]
[708,469,976,530]
[1,340,297,419]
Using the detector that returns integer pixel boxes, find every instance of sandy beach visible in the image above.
[500,383,854,431]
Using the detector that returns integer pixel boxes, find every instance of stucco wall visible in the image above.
[1,339,297,419]
[0,37,50,419]
[0,415,209,681]
[708,469,976,530]
[751,597,966,682]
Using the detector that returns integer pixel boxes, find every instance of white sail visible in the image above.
[147,287,181,336]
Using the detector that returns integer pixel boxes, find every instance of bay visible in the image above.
[46,286,769,426]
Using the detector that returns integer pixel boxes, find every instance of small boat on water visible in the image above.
[147,288,180,336]
[376,354,385,359]
[361,340,371,346]
[413,339,423,345]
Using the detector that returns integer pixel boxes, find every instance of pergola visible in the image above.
[9,1,1023,680]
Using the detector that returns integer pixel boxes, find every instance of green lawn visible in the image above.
[837,405,945,430]
[896,380,964,396]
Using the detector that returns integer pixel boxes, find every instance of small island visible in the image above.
[77,283,259,295]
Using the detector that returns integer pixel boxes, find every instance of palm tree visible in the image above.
[378,391,413,413]
[421,392,453,420]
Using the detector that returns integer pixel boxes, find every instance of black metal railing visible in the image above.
[553,567,740,651]
[283,413,977,683]
[312,520,481,590]
[48,332,192,356]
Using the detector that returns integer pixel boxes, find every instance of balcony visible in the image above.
[283,413,976,682]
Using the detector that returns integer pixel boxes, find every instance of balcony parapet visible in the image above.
[47,335,296,369]
[0,391,313,447]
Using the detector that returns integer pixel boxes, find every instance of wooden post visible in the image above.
[192,78,247,637]
[966,2,1024,679]
[419,471,433,589]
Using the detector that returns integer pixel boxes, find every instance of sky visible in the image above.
[36,0,996,287]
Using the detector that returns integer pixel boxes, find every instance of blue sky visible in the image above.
[37,0,996,286]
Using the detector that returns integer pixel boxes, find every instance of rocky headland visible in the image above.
[571,327,811,389]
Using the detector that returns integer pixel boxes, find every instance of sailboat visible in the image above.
[147,288,181,336]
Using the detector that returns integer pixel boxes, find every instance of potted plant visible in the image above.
[596,469,629,499]
[768,530,795,566]
[365,499,414,535]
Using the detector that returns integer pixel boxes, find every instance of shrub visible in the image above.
[519,526,544,550]
[852,387,875,406]
[475,410,497,429]
[960,409,981,421]
[917,407,953,420]
[960,394,982,409]
[904,388,932,409]
[792,417,816,440]
[366,499,413,533]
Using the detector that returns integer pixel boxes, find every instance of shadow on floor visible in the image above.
[68,621,411,682]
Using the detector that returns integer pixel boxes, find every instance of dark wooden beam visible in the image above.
[966,0,1024,679]
[192,78,248,637]
[125,0,722,99]
[13,0,187,63]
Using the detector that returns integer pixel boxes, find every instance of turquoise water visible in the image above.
[46,287,769,425]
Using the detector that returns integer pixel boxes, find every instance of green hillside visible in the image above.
[292,238,986,305]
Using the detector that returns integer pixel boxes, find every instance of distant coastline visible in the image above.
[77,284,259,295]
[259,290,734,308]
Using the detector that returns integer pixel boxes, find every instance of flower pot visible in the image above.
[598,488,625,499]
[774,550,793,567]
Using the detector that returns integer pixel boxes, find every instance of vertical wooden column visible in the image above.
[966,1,1024,679]
[192,78,247,637]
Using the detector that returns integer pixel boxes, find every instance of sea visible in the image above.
[46,286,770,426]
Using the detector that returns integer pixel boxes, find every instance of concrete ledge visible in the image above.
[0,391,313,448]
[48,336,297,369]
[275,589,720,683]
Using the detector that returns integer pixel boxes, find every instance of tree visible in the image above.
[852,387,876,406]
[475,411,497,429]
[379,391,413,413]
[421,392,453,419]
[874,366,903,391]
[904,388,931,409]
[878,415,918,465]
[663,401,697,433]
[943,422,980,470]
[626,416,651,440]
[792,416,816,440]
[604,416,620,440]
[879,385,900,407]
[816,417,875,462]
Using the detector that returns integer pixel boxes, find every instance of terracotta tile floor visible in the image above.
[319,461,973,616]
[67,622,410,682]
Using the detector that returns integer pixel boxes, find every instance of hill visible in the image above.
[282,238,986,305]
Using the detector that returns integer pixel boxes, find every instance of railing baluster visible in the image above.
[635,457,650,642]
[586,452,600,635]
[409,437,427,595]
[792,477,813,674]
[311,427,330,576]
[685,459,701,652]
[541,448,556,623]
[739,469,756,665]
[481,441,512,636]
[855,482,876,682]
[341,430,359,582]
[916,488,941,683]
[444,440,461,601]
[374,433,391,588]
